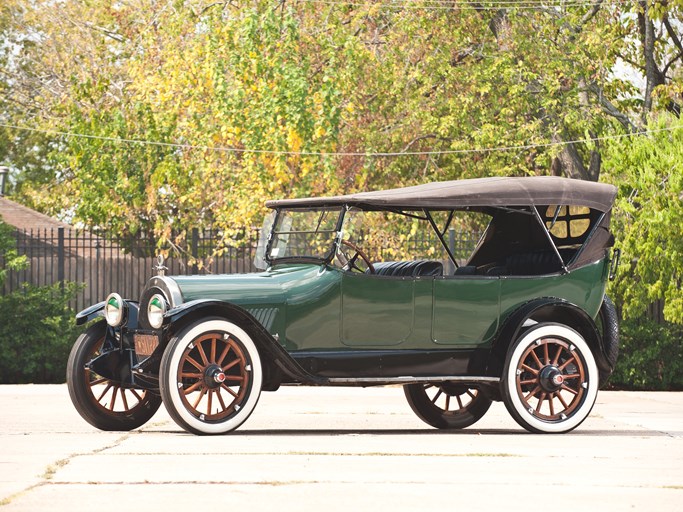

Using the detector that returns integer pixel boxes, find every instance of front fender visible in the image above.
[76,300,140,328]
[164,299,322,387]
[75,301,106,325]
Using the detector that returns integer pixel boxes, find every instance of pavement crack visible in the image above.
[0,433,131,507]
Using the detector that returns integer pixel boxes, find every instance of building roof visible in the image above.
[0,196,118,256]
[0,196,71,231]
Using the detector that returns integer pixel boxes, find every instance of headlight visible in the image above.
[147,293,167,329]
[104,293,125,327]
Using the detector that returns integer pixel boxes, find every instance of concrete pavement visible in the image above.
[0,385,681,511]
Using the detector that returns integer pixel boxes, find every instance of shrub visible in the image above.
[0,220,28,286]
[0,283,83,384]
[608,318,683,391]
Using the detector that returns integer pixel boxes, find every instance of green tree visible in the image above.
[604,113,683,324]
[1,0,681,239]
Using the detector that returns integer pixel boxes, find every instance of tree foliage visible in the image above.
[0,0,681,314]
[0,219,28,287]
[609,318,683,390]
[2,1,680,234]
[605,114,683,324]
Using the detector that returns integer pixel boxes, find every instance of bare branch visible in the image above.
[617,51,646,72]
[586,82,640,133]
[663,15,683,56]
[82,22,125,43]
[663,52,683,76]
[401,134,452,153]
[578,0,604,30]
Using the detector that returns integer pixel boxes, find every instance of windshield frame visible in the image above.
[264,207,345,266]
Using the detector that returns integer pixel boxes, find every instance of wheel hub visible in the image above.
[440,382,469,395]
[539,366,564,392]
[204,364,226,389]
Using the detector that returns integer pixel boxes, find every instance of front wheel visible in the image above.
[501,323,599,434]
[159,318,263,435]
[404,383,492,429]
[67,321,162,431]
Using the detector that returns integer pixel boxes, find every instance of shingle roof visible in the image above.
[0,196,71,231]
[0,197,118,255]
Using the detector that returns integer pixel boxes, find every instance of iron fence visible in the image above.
[3,228,260,311]
[3,226,481,312]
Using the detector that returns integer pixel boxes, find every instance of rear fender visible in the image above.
[487,298,609,380]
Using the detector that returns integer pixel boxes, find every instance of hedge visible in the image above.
[0,283,83,384]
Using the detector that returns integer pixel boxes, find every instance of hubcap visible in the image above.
[539,365,564,392]
[204,364,225,389]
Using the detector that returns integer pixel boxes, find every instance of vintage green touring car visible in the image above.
[67,176,620,435]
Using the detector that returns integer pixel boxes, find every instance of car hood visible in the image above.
[168,264,325,307]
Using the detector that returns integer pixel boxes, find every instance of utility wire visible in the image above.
[292,0,629,11]
[2,122,681,158]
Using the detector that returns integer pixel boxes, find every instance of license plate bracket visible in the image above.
[134,333,159,358]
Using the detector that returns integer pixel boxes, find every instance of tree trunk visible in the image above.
[640,1,666,121]
[550,135,591,181]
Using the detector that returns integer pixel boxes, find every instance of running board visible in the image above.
[323,376,501,386]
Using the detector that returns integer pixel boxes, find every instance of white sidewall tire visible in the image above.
[503,324,599,434]
[161,319,262,435]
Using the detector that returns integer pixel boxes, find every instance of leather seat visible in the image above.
[370,260,444,277]
[503,250,573,275]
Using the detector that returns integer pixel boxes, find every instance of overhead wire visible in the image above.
[0,0,663,159]
[290,0,631,11]
[1,122,681,158]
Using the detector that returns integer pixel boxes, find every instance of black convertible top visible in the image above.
[266,176,617,212]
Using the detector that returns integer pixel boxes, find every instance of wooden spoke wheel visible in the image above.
[160,318,262,435]
[404,382,492,429]
[502,323,598,434]
[67,321,161,431]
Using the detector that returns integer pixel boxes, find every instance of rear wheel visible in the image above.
[159,318,262,435]
[404,383,492,429]
[67,321,161,431]
[501,323,598,434]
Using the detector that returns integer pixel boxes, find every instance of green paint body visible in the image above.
[172,258,608,352]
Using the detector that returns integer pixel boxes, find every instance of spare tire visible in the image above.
[598,295,619,387]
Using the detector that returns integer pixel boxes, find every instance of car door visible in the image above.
[431,275,501,347]
[340,272,415,346]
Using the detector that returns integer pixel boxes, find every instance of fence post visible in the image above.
[95,239,102,305]
[57,227,65,289]
[191,228,199,275]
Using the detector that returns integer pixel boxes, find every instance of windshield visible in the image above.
[261,207,343,265]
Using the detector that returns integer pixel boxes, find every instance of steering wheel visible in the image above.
[338,240,376,274]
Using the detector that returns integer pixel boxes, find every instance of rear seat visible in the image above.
[370,260,444,277]
[487,250,575,276]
